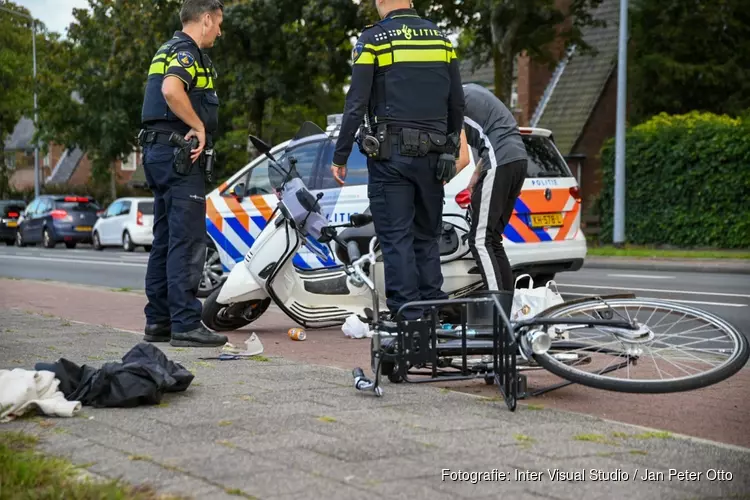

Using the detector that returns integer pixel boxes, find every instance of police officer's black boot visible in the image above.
[170,325,228,348]
[144,323,171,343]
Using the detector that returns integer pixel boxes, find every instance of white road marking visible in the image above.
[557,283,750,299]
[0,255,146,268]
[607,274,676,280]
[561,292,747,308]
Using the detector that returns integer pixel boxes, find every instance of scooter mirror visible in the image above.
[249,135,272,155]
[350,213,373,227]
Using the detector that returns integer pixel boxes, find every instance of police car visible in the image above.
[199,114,587,297]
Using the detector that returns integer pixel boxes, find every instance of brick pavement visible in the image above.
[1,278,749,449]
[1,308,749,500]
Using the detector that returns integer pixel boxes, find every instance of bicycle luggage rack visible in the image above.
[353,292,524,411]
[351,291,643,411]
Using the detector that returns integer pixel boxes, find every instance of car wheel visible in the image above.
[43,228,55,248]
[93,231,103,251]
[122,231,134,252]
[144,245,152,252]
[5,240,14,246]
[197,245,225,298]
[15,230,26,247]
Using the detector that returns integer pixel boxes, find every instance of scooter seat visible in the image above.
[336,210,378,266]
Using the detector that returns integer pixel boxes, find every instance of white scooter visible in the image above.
[202,121,484,332]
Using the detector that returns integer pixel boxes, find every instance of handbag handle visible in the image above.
[545,280,561,295]
[515,273,534,288]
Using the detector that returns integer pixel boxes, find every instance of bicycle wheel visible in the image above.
[532,298,749,393]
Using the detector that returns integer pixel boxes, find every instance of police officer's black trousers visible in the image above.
[468,159,528,292]
[142,143,207,333]
[367,151,447,320]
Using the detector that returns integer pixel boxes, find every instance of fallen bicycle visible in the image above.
[349,245,750,411]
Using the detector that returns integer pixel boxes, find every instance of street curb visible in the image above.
[583,257,750,275]
[453,389,750,453]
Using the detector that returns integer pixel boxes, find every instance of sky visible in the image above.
[12,0,89,36]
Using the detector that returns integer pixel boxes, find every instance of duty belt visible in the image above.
[138,129,173,147]
[138,128,213,148]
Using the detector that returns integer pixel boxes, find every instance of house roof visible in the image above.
[459,59,495,89]
[128,163,148,187]
[459,57,519,92]
[534,0,621,155]
[4,117,36,151]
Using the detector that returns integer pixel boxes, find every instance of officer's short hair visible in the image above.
[180,0,224,24]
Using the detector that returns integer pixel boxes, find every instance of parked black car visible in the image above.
[16,195,101,249]
[0,199,26,246]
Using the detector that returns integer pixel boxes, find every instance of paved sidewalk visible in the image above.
[1,309,749,500]
[583,256,750,274]
[3,278,749,449]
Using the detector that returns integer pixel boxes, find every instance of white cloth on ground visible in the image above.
[0,368,82,422]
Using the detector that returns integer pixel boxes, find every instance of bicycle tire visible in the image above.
[532,298,749,394]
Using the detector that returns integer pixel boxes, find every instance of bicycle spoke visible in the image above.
[535,298,747,390]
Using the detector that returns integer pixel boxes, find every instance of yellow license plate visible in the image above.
[75,226,92,232]
[6,221,17,228]
[530,213,564,228]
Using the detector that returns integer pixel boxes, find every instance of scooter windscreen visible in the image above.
[273,121,332,243]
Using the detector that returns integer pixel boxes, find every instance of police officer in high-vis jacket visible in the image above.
[139,0,227,347]
[331,0,465,321]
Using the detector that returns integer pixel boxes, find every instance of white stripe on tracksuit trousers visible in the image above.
[464,117,526,293]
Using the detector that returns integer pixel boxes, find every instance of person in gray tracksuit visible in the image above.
[455,83,528,292]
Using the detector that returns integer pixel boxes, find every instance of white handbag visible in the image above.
[511,274,565,322]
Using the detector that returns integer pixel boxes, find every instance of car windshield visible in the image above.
[522,136,573,178]
[270,121,330,191]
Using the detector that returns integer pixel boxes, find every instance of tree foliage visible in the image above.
[37,0,181,198]
[0,1,34,198]
[629,0,750,124]
[211,0,358,176]
[403,0,606,106]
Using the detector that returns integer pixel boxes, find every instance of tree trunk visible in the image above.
[250,93,266,139]
[492,43,515,106]
[247,93,266,159]
[110,163,117,201]
[0,144,9,199]
[490,0,524,107]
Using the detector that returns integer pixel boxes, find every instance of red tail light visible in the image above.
[64,196,89,202]
[455,189,472,209]
[137,211,143,225]
[7,212,19,218]
[50,209,69,220]
[569,186,582,203]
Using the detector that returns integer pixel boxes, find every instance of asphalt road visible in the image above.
[1,245,749,334]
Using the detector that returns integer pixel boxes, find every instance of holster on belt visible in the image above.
[169,133,199,175]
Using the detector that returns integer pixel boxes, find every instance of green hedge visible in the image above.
[598,111,750,249]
